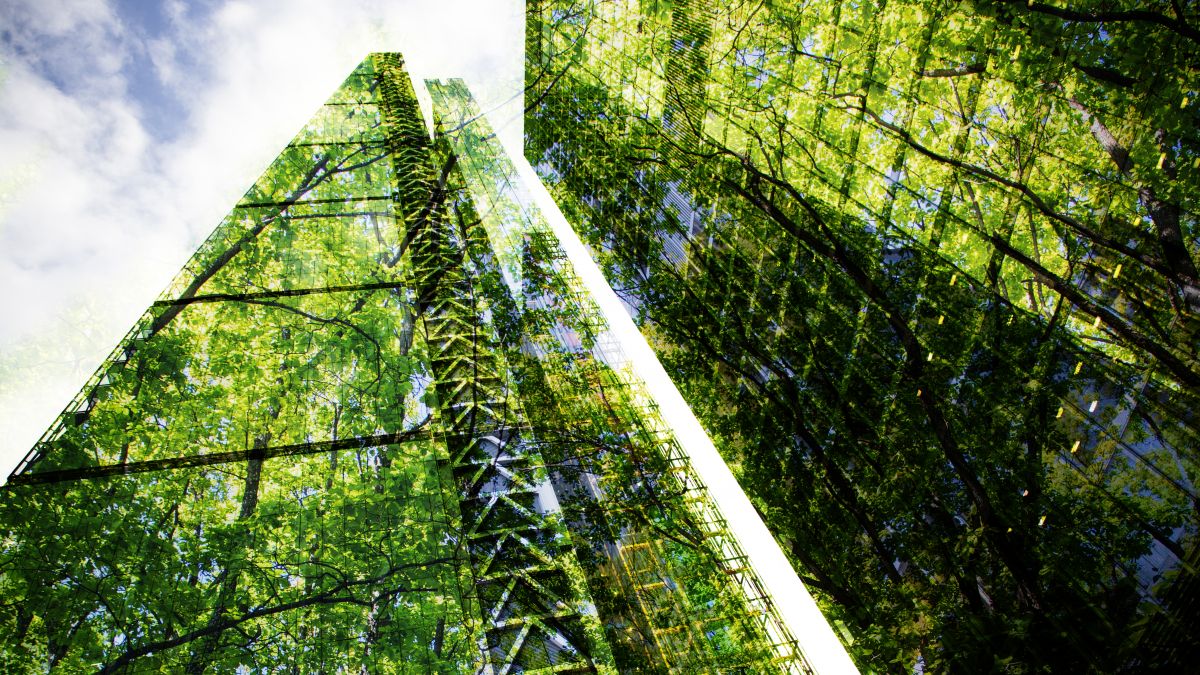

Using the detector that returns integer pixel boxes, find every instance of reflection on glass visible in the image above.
[526,0,1200,672]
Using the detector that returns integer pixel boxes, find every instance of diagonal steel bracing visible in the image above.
[375,53,611,674]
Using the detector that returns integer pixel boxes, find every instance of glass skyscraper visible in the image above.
[1,54,843,673]
[525,0,1199,672]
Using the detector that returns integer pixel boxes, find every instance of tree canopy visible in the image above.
[526,0,1200,671]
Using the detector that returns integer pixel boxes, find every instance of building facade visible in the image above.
[526,0,1200,671]
[0,54,843,673]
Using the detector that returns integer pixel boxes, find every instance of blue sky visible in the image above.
[0,0,523,474]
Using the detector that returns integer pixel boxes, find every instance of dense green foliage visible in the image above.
[0,54,818,674]
[1,58,479,673]
[527,0,1200,671]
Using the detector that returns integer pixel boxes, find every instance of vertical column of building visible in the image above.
[374,55,615,674]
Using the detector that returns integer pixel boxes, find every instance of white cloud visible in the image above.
[146,37,179,87]
[0,0,523,475]
[5,0,117,35]
[0,0,129,95]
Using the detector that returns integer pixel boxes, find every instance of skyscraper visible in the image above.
[525,0,1199,672]
[0,54,850,673]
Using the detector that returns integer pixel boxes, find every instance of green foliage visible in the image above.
[527,0,1200,671]
[2,52,796,674]
[435,78,807,671]
[0,56,479,673]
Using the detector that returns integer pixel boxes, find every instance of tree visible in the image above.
[2,52,814,674]
[526,0,1199,670]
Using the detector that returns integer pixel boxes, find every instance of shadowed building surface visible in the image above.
[525,0,1200,672]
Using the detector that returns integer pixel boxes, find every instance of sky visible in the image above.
[0,0,524,476]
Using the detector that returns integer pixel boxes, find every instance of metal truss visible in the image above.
[377,54,611,674]
[408,158,607,675]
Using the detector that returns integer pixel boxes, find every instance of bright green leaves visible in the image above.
[2,56,482,673]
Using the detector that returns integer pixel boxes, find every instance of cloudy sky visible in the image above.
[0,0,523,476]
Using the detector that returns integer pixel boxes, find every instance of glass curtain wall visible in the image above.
[526,0,1200,671]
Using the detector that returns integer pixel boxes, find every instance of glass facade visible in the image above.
[1,54,832,673]
[526,0,1200,672]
